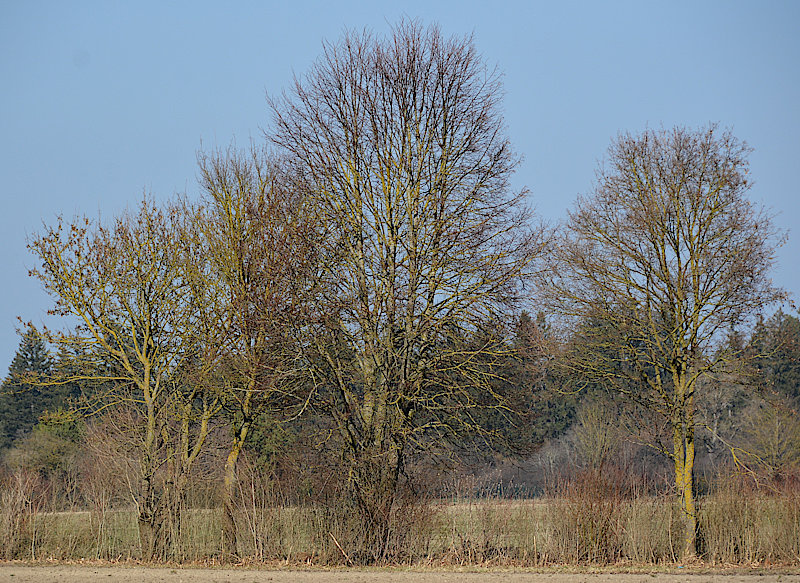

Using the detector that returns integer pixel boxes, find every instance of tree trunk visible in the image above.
[137,500,156,561]
[137,482,169,562]
[138,388,168,562]
[166,472,189,560]
[348,438,404,563]
[673,419,697,559]
[221,420,249,561]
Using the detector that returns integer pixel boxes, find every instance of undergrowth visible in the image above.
[1,467,798,566]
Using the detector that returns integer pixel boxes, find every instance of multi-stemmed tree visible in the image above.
[27,199,223,560]
[269,20,543,559]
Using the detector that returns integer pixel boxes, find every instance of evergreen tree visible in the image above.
[766,311,800,405]
[512,311,576,448]
[0,329,54,450]
[751,310,800,406]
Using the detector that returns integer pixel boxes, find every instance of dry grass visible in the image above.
[1,469,798,566]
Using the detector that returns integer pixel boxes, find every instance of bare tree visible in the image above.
[269,20,543,560]
[542,125,786,557]
[27,199,222,561]
[196,145,316,558]
[572,400,621,470]
[740,397,800,478]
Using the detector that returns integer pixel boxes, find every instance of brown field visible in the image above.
[1,565,800,583]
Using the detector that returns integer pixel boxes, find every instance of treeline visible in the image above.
[3,309,798,485]
[1,20,798,565]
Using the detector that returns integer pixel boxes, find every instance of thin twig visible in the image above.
[328,531,353,566]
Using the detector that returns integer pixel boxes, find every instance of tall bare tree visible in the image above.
[542,125,786,557]
[269,20,542,559]
[196,146,316,557]
[27,199,222,560]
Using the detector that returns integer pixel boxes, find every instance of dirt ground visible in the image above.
[0,565,799,583]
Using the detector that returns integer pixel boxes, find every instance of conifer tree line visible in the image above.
[1,21,797,563]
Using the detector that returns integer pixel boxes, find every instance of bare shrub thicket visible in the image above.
[0,469,44,559]
[542,467,679,564]
[701,473,800,563]
[232,455,295,562]
[1,455,800,565]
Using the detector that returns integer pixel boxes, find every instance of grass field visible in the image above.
[2,492,799,567]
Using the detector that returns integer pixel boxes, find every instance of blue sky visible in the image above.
[1,1,798,373]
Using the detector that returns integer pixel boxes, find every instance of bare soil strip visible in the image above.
[1,566,799,583]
